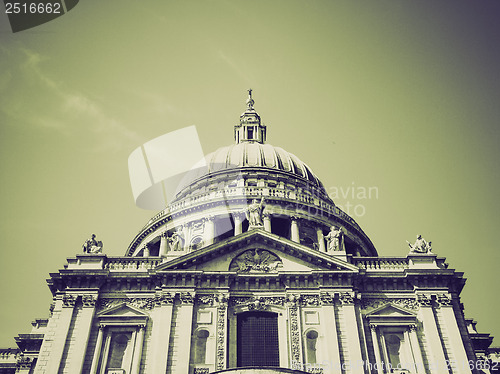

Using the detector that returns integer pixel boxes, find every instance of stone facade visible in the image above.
[2,93,498,374]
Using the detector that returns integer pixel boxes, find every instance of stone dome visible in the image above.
[126,91,378,258]
[173,142,324,199]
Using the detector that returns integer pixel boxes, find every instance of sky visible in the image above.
[0,0,499,347]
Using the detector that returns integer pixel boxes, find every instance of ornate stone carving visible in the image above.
[229,249,282,273]
[289,305,301,363]
[407,235,432,254]
[339,292,354,305]
[370,324,377,332]
[196,294,215,306]
[16,356,32,369]
[97,297,156,310]
[437,294,452,307]
[320,292,335,305]
[409,324,417,332]
[216,305,226,370]
[82,233,103,254]
[417,294,432,307]
[62,294,76,308]
[180,292,194,304]
[155,293,175,306]
[300,295,320,307]
[361,298,419,311]
[230,296,285,310]
[82,295,97,308]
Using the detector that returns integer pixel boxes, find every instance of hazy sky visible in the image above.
[0,0,499,347]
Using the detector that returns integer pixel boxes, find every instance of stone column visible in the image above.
[407,324,426,374]
[234,214,243,235]
[159,232,169,257]
[147,293,174,374]
[204,215,215,246]
[36,294,76,374]
[369,325,384,374]
[130,325,146,374]
[291,216,300,243]
[417,295,448,374]
[339,293,364,374]
[316,227,325,252]
[69,294,97,374]
[89,325,105,374]
[144,243,151,257]
[263,212,271,233]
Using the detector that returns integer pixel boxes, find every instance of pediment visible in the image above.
[156,229,359,273]
[365,303,416,317]
[97,303,148,318]
[365,303,417,325]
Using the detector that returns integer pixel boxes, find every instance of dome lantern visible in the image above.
[234,89,267,144]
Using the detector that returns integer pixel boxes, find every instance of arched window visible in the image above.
[305,330,319,364]
[194,329,210,364]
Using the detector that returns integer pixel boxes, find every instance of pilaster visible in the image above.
[147,292,175,374]
[339,293,364,374]
[68,294,97,374]
[435,294,472,374]
[35,294,76,374]
[417,294,448,374]
[175,292,195,374]
[320,293,342,374]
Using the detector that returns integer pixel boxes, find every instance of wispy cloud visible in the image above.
[0,47,141,152]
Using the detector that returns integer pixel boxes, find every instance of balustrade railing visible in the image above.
[104,257,161,271]
[354,257,409,270]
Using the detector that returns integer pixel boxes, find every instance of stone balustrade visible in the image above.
[354,257,410,271]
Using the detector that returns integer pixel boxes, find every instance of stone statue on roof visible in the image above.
[82,234,103,254]
[246,197,265,228]
[407,235,432,254]
[325,225,343,251]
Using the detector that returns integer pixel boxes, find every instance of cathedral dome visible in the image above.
[173,142,324,199]
[126,91,378,258]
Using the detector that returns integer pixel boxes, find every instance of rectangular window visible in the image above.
[237,312,279,366]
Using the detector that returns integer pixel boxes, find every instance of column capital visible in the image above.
[82,294,97,308]
[62,294,76,308]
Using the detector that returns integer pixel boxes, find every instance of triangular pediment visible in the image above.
[97,303,149,318]
[155,229,359,273]
[365,303,416,317]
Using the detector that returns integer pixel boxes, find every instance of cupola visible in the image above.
[234,89,267,144]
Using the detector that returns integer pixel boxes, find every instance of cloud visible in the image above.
[0,47,141,152]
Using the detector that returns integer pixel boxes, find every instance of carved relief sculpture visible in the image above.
[229,249,282,273]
